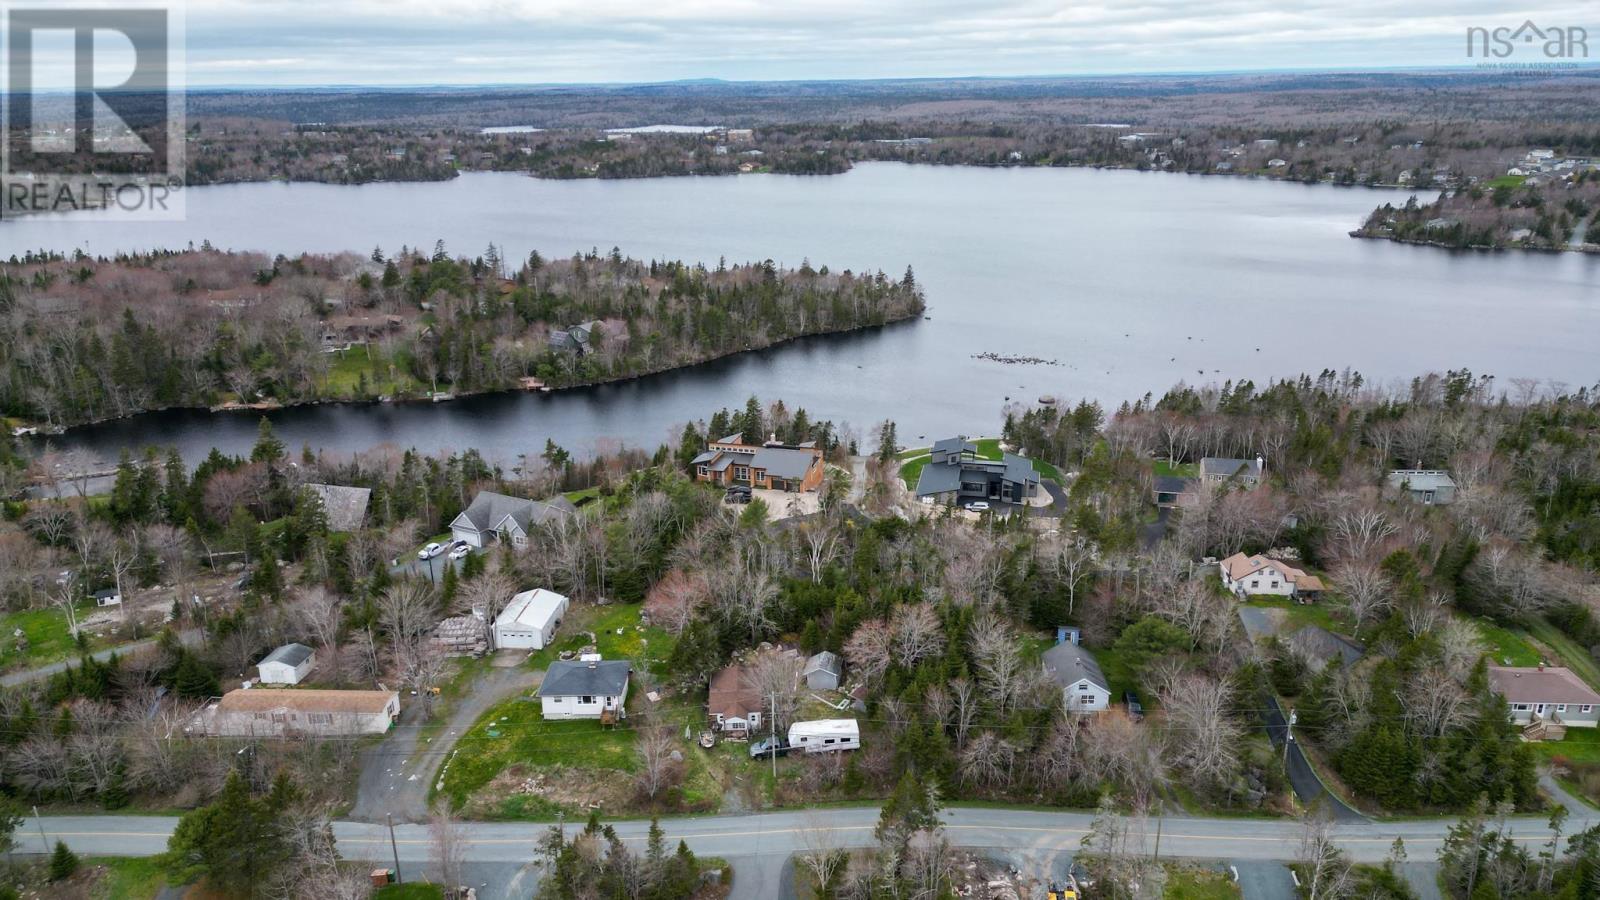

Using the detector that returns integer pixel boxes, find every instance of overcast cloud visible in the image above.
[134,1,1600,85]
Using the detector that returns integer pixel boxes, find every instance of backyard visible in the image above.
[897,437,1063,488]
[0,604,101,672]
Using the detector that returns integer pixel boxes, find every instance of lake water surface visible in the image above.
[7,163,1598,467]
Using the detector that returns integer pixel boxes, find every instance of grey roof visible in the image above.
[1041,643,1109,692]
[92,588,119,599]
[1237,605,1289,643]
[538,660,631,698]
[709,455,736,472]
[931,437,977,456]
[914,461,962,496]
[913,449,1038,497]
[456,491,575,534]
[1289,626,1363,669]
[1154,475,1195,494]
[690,450,718,465]
[749,446,820,480]
[717,433,743,444]
[1200,457,1262,479]
[303,483,371,532]
[804,651,841,677]
[260,643,314,668]
[1002,452,1039,487]
[1387,470,1456,491]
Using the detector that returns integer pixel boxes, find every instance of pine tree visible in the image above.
[48,840,78,881]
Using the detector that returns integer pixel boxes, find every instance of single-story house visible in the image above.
[788,719,860,753]
[92,588,122,607]
[1042,642,1111,714]
[538,659,630,721]
[1200,456,1263,487]
[708,664,763,733]
[914,437,1040,507]
[432,613,489,656]
[1386,470,1456,505]
[192,689,399,737]
[257,642,316,685]
[1219,552,1325,600]
[803,651,842,691]
[1488,665,1600,739]
[450,491,576,549]
[691,433,826,493]
[301,483,371,532]
[1153,475,1197,508]
[493,589,568,650]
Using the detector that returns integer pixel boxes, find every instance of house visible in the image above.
[1219,552,1326,599]
[1386,469,1457,505]
[913,437,1040,507]
[301,483,371,532]
[92,588,122,607]
[788,719,860,753]
[538,658,630,721]
[493,588,569,650]
[725,129,755,143]
[803,651,842,691]
[1153,475,1197,508]
[1199,456,1263,487]
[707,665,763,734]
[1042,643,1111,714]
[549,321,605,353]
[192,689,399,737]
[1488,665,1600,740]
[257,643,315,685]
[691,433,825,493]
[1266,158,1288,169]
[450,491,576,549]
[431,613,489,656]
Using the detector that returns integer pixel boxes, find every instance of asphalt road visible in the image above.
[0,628,203,687]
[24,805,1594,897]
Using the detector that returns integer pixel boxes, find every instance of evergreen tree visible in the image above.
[48,840,79,881]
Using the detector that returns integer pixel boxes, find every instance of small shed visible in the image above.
[803,651,842,691]
[258,643,316,685]
[92,589,122,607]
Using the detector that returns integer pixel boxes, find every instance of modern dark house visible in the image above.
[913,437,1040,507]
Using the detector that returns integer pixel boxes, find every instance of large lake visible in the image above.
[7,163,1599,468]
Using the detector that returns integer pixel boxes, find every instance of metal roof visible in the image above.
[260,643,315,668]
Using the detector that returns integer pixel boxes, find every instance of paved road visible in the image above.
[0,628,202,687]
[1233,861,1294,899]
[23,805,1592,897]
[350,661,542,823]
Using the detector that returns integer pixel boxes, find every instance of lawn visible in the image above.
[1531,727,1600,764]
[323,347,419,398]
[0,604,98,672]
[1241,596,1339,634]
[524,603,675,676]
[87,856,167,900]
[1486,174,1527,189]
[374,884,444,900]
[897,436,1063,488]
[1475,619,1543,668]
[1164,863,1241,899]
[1525,618,1600,689]
[1153,459,1200,479]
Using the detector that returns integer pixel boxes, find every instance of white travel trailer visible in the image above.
[787,718,860,754]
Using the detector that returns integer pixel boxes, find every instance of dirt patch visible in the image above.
[470,763,635,817]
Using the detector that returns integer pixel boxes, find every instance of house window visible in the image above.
[1078,683,1089,691]
[255,712,269,720]
[734,466,750,481]
[1558,705,1568,713]
[580,695,594,704]
[1514,703,1530,711]
[1584,705,1594,714]
[272,713,287,723]
[308,713,333,725]
[1250,580,1259,589]
[824,738,835,745]
[697,466,708,476]
[1270,581,1279,589]
[1080,696,1095,706]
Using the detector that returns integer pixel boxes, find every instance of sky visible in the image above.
[26,0,1600,87]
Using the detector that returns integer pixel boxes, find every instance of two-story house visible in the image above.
[450,490,577,549]
[1219,552,1325,600]
[1042,642,1111,714]
[913,437,1040,507]
[1199,456,1263,487]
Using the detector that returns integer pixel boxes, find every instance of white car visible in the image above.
[964,501,991,512]
[418,542,443,560]
[448,544,471,561]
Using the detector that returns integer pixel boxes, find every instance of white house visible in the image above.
[257,643,316,685]
[1042,643,1111,714]
[92,589,122,607]
[493,589,569,650]
[1488,665,1600,739]
[449,491,576,549]
[1219,552,1326,599]
[191,689,398,737]
[538,659,630,721]
[788,719,860,753]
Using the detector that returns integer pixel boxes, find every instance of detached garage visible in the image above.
[493,589,569,650]
[258,643,316,685]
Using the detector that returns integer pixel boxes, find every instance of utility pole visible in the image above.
[1284,708,1297,767]
[32,806,47,854]
[387,813,403,885]
[769,692,779,780]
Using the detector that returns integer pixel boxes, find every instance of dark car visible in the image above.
[725,486,753,504]
[748,736,791,759]
[1123,690,1144,718]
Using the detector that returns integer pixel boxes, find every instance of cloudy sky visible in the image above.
[107,0,1600,85]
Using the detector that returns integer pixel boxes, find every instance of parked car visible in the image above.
[418,542,443,559]
[748,736,791,759]
[448,544,471,561]
[964,501,990,512]
[1123,690,1144,718]
[725,487,752,504]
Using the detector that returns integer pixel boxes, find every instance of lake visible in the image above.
[6,163,1598,469]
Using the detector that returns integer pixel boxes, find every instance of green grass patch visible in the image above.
[1531,727,1600,763]
[1242,596,1339,634]
[435,695,639,810]
[1525,618,1600,689]
[1475,619,1543,667]
[1486,174,1527,189]
[563,486,603,505]
[374,884,445,900]
[1164,863,1241,899]
[525,603,674,676]
[0,605,99,671]
[323,348,419,398]
[85,856,166,900]
[1153,459,1199,478]
[898,454,930,489]
[898,437,1061,487]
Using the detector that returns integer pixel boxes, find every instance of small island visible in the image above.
[0,245,924,429]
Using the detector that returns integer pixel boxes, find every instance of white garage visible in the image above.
[492,589,569,650]
[257,643,316,685]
